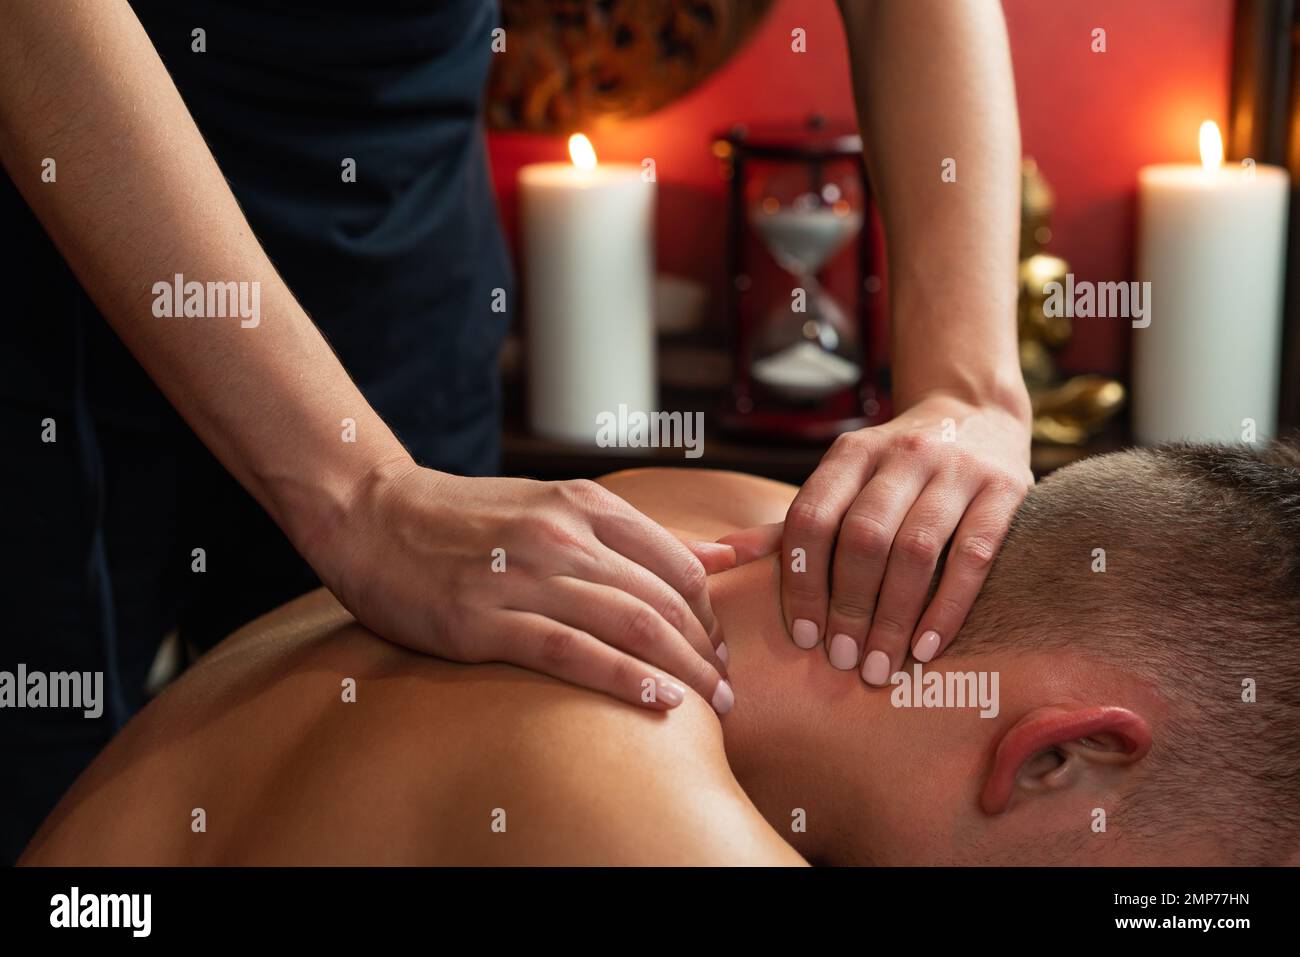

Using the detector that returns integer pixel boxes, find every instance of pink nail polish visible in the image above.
[711,679,735,715]
[655,677,686,707]
[690,541,732,554]
[792,618,820,649]
[829,633,858,670]
[862,650,891,686]
[691,542,736,561]
[716,642,730,666]
[913,630,941,663]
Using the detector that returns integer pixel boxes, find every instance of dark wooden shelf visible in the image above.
[499,346,1131,483]
[501,417,1131,484]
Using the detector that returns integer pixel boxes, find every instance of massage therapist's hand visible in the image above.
[732,394,1032,684]
[793,395,1031,681]
[316,460,734,713]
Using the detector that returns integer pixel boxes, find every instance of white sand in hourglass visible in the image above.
[749,202,864,401]
[752,340,861,399]
[752,206,863,275]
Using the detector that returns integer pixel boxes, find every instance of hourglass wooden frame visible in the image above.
[715,123,884,440]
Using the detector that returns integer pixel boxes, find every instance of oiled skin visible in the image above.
[21,469,807,866]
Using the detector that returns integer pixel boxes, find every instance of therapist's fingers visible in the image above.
[658,524,740,575]
[497,609,694,711]
[530,577,731,711]
[592,499,721,644]
[823,467,929,672]
[685,540,739,574]
[780,441,874,651]
[908,482,1025,664]
[581,542,726,675]
[717,522,784,565]
[860,480,969,685]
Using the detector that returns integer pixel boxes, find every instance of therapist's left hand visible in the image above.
[729,393,1032,685]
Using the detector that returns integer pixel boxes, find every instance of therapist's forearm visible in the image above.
[0,0,411,563]
[839,0,1029,421]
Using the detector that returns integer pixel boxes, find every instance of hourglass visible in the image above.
[716,121,882,439]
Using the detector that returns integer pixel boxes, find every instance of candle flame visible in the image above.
[568,133,597,172]
[1199,120,1224,172]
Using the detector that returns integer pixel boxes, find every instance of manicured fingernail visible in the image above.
[862,650,891,686]
[711,679,735,714]
[691,542,737,565]
[913,630,941,663]
[655,676,686,707]
[829,633,858,670]
[690,541,733,555]
[792,618,820,649]
[716,642,730,666]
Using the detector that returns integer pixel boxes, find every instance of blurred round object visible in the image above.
[488,0,775,132]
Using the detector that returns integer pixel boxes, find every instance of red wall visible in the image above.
[488,0,1234,376]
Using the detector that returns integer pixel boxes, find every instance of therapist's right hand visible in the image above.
[316,460,734,713]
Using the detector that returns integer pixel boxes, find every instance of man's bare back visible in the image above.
[21,469,805,866]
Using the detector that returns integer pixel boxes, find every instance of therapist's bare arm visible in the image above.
[0,0,729,710]
[0,0,404,543]
[767,0,1033,683]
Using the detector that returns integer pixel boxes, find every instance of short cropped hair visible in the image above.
[951,441,1300,863]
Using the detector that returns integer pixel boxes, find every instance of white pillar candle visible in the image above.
[519,134,656,445]
[1134,121,1290,445]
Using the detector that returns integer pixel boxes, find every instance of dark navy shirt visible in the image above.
[0,0,511,474]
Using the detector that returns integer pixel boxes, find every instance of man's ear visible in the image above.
[980,705,1152,814]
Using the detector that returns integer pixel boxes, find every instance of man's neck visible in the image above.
[707,557,900,863]
[706,556,1066,865]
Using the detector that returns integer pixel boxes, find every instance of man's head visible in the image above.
[721,441,1300,865]
[938,440,1300,865]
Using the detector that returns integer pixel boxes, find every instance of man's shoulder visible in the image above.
[460,683,804,866]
